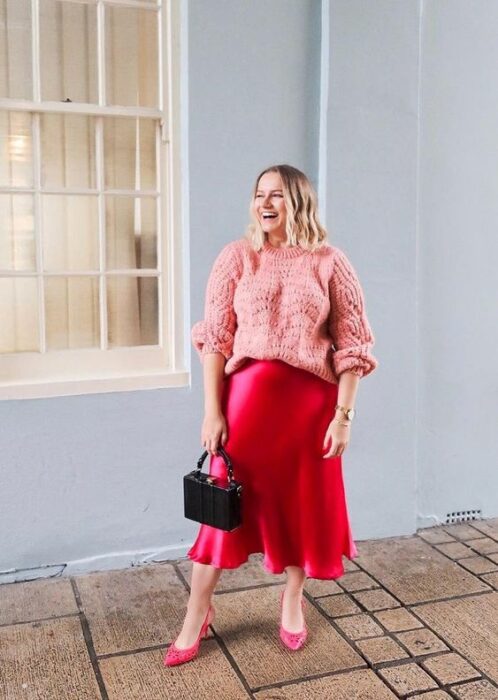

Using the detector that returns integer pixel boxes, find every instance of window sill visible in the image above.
[0,370,190,400]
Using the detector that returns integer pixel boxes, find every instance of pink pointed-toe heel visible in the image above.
[163,604,215,667]
[279,589,308,650]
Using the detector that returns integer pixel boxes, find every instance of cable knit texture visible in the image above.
[191,237,378,384]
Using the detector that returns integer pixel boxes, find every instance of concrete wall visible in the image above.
[1,0,496,583]
[0,0,323,582]
[324,0,421,538]
[324,0,498,534]
[416,0,498,526]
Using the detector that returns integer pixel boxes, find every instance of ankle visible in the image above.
[186,598,211,615]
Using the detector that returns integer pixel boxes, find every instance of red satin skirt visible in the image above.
[187,358,358,579]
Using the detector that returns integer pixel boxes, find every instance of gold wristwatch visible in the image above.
[335,404,356,421]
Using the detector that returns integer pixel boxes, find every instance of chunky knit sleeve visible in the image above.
[191,241,243,361]
[328,247,378,378]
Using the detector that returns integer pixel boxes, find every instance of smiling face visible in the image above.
[252,171,287,239]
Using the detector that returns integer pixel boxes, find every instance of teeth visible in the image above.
[262,213,277,218]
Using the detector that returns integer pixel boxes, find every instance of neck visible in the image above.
[262,239,306,258]
[265,234,292,248]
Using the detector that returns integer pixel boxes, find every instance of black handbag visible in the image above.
[183,445,243,532]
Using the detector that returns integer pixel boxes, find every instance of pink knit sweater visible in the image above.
[191,237,378,384]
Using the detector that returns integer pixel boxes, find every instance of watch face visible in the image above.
[347,409,355,420]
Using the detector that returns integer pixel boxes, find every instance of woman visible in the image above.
[164,164,378,667]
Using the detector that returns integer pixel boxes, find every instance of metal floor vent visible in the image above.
[445,509,482,524]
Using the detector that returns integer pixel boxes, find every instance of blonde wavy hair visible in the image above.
[244,164,329,252]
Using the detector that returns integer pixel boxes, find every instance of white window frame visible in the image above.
[0,0,188,400]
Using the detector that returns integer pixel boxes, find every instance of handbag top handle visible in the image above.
[196,446,235,483]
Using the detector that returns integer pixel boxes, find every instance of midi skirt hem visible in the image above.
[187,548,359,581]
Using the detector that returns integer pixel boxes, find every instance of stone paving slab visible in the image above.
[351,588,400,611]
[253,668,397,699]
[417,528,456,545]
[355,635,410,664]
[315,593,361,618]
[467,518,498,540]
[421,651,481,685]
[434,542,474,559]
[378,662,438,695]
[208,584,365,688]
[466,538,498,555]
[415,592,498,684]
[443,523,486,540]
[354,535,490,604]
[304,577,342,597]
[100,641,249,699]
[482,572,498,589]
[394,628,449,656]
[75,563,188,655]
[0,617,101,700]
[451,679,498,699]
[334,613,384,640]
[458,556,498,575]
[344,558,360,572]
[373,607,424,632]
[338,571,379,592]
[0,578,78,625]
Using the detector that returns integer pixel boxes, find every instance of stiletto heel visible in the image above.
[279,589,308,650]
[163,604,215,667]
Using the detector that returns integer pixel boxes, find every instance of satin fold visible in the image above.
[187,358,358,579]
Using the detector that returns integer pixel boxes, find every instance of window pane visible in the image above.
[0,277,39,353]
[45,276,100,350]
[104,117,156,191]
[0,194,35,271]
[0,0,32,99]
[107,276,158,347]
[41,114,96,189]
[105,196,157,270]
[105,6,158,108]
[42,195,99,271]
[0,112,33,187]
[40,0,97,103]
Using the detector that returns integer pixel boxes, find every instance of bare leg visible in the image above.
[174,562,222,649]
[281,565,306,632]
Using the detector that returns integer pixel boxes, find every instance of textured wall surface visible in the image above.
[1,0,496,581]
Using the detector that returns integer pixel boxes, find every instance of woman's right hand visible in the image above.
[201,410,228,455]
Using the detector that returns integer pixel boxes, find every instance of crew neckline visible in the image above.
[262,240,307,258]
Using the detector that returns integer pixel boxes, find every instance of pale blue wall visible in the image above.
[1,0,496,583]
[416,0,498,526]
[0,0,323,581]
[324,0,421,539]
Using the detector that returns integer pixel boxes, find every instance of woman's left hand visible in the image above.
[322,418,351,458]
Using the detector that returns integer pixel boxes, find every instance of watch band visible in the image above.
[335,404,356,420]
